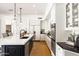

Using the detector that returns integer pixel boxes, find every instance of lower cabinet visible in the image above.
[51,39,55,55]
[2,39,33,56]
[25,41,30,56]
[25,39,33,56]
[2,45,25,56]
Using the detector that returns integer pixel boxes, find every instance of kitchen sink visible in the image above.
[21,36,29,39]
[20,34,29,39]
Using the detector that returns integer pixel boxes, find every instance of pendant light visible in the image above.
[20,8,22,23]
[14,3,16,20]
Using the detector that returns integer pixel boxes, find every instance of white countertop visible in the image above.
[0,34,33,45]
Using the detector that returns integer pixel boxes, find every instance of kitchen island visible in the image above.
[0,34,34,56]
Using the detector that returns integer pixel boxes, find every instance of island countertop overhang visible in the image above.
[0,34,34,45]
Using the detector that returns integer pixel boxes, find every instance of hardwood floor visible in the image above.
[30,41,52,56]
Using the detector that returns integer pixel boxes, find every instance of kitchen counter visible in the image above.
[0,34,34,45]
[57,42,79,53]
[0,34,34,56]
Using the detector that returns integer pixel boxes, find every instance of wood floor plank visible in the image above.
[30,41,52,56]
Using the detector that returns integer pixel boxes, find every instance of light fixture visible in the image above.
[14,3,16,20]
[20,8,22,23]
[33,4,36,8]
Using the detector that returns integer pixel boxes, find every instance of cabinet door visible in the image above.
[29,39,33,54]
[51,39,56,55]
[25,42,30,56]
[2,45,24,56]
[66,3,78,28]
[25,39,33,56]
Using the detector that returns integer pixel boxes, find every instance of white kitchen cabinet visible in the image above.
[41,34,54,55]
[66,3,79,29]
[44,35,54,55]
[40,34,51,48]
[44,35,51,50]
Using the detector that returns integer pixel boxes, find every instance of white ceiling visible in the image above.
[0,3,47,15]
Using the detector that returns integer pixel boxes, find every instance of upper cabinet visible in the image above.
[66,3,79,28]
[66,3,71,28]
[72,3,78,27]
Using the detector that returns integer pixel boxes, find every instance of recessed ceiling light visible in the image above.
[33,4,36,8]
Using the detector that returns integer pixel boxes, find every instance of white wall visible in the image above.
[56,3,67,42]
[0,14,42,39]
[51,4,56,23]
[41,18,51,33]
[56,3,79,42]
[0,15,13,33]
[41,4,55,33]
[0,18,1,38]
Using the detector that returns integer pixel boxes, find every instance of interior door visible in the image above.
[34,26,40,40]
